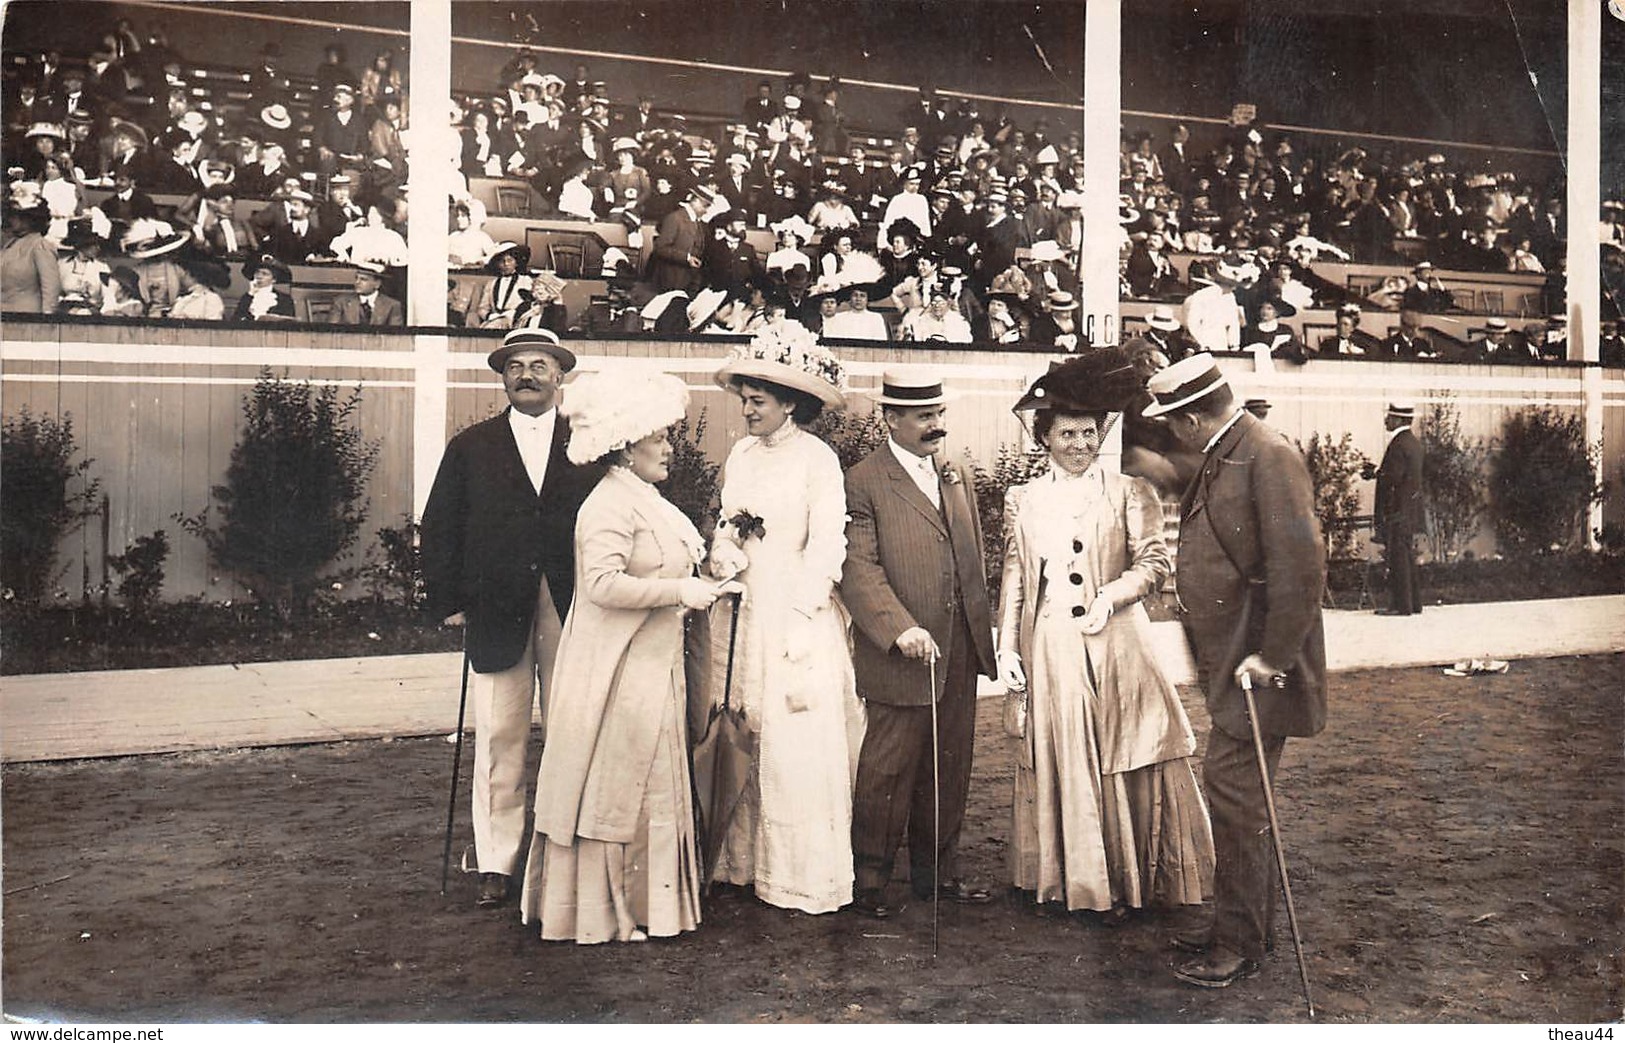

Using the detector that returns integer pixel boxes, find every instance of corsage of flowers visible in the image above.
[707,508,765,581]
[940,463,962,486]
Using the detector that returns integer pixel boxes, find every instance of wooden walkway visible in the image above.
[3,596,1621,763]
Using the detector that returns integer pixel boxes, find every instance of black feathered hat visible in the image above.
[1012,346,1142,414]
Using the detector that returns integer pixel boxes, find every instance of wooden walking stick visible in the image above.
[1241,672,1316,1019]
[439,645,472,895]
[927,646,940,959]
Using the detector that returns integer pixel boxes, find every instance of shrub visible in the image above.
[0,409,101,603]
[108,530,169,610]
[969,441,1051,594]
[178,370,380,619]
[1489,406,1601,555]
[659,409,722,536]
[1301,432,1370,561]
[809,408,887,471]
[1420,393,1488,562]
[362,517,424,609]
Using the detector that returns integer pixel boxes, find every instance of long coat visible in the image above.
[647,204,705,294]
[532,468,698,843]
[998,472,1193,774]
[841,447,995,705]
[419,408,606,673]
[1374,427,1425,539]
[1176,412,1327,741]
[327,291,404,326]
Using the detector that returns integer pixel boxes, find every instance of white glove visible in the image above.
[1078,594,1113,636]
[996,649,1027,692]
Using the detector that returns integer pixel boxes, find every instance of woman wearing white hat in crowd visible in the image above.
[998,349,1214,919]
[705,328,864,914]
[524,369,739,944]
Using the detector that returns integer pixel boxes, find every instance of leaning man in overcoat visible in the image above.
[1142,353,1328,988]
[419,327,605,908]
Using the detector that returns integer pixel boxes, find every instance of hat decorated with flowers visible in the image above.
[714,322,847,411]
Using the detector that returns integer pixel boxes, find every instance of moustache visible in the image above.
[514,380,545,391]
[922,430,947,442]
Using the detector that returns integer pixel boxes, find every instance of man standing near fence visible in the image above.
[419,327,605,909]
[1367,399,1425,616]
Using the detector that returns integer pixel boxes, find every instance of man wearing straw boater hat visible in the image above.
[419,327,607,909]
[1143,353,1326,990]
[842,369,996,920]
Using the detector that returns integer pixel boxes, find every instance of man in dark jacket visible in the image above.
[419,328,606,909]
[1368,399,1425,615]
[1144,354,1327,989]
[646,184,711,294]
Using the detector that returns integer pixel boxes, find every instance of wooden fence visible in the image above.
[3,317,1620,602]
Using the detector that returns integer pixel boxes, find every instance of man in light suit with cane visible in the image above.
[420,327,605,908]
[842,369,997,923]
[1144,353,1325,1005]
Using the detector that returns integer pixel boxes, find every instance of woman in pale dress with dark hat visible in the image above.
[997,348,1214,917]
[522,370,739,944]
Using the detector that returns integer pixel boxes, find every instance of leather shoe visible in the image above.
[851,889,895,920]
[1171,930,1273,955]
[915,879,993,904]
[476,872,510,908]
[1169,928,1211,954]
[1174,947,1261,989]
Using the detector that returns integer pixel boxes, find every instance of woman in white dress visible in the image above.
[706,329,864,914]
[997,349,1214,917]
[524,371,738,944]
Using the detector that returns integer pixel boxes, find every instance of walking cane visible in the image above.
[1241,672,1316,1019]
[926,646,941,959]
[439,645,472,895]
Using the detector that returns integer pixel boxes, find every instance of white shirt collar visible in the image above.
[1202,408,1246,455]
[509,405,556,433]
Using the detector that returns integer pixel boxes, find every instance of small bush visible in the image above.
[362,517,424,609]
[659,409,722,536]
[0,409,101,603]
[1302,432,1370,561]
[177,370,380,619]
[969,442,1051,594]
[1489,406,1600,555]
[809,408,887,472]
[108,530,169,610]
[1420,393,1488,562]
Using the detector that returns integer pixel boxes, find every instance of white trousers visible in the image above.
[470,578,563,877]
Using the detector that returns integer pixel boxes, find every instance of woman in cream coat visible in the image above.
[522,370,737,944]
[997,349,1214,917]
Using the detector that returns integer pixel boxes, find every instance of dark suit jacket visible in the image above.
[1318,330,1384,357]
[647,204,704,293]
[419,409,606,673]
[1176,413,1327,740]
[1375,427,1424,538]
[328,291,404,326]
[841,447,996,705]
[1379,332,1432,359]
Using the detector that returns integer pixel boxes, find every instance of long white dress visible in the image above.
[709,422,865,913]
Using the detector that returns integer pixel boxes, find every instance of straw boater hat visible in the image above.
[1387,397,1416,419]
[875,367,949,408]
[1147,304,1182,331]
[560,369,690,466]
[1141,352,1231,418]
[260,103,293,131]
[487,325,576,374]
[714,331,848,411]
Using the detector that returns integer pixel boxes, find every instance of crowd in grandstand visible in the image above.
[3,15,1621,363]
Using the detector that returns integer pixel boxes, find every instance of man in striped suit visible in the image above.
[842,370,997,920]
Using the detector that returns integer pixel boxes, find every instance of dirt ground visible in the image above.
[3,655,1621,1024]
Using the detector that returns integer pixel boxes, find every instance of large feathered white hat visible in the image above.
[561,369,690,465]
